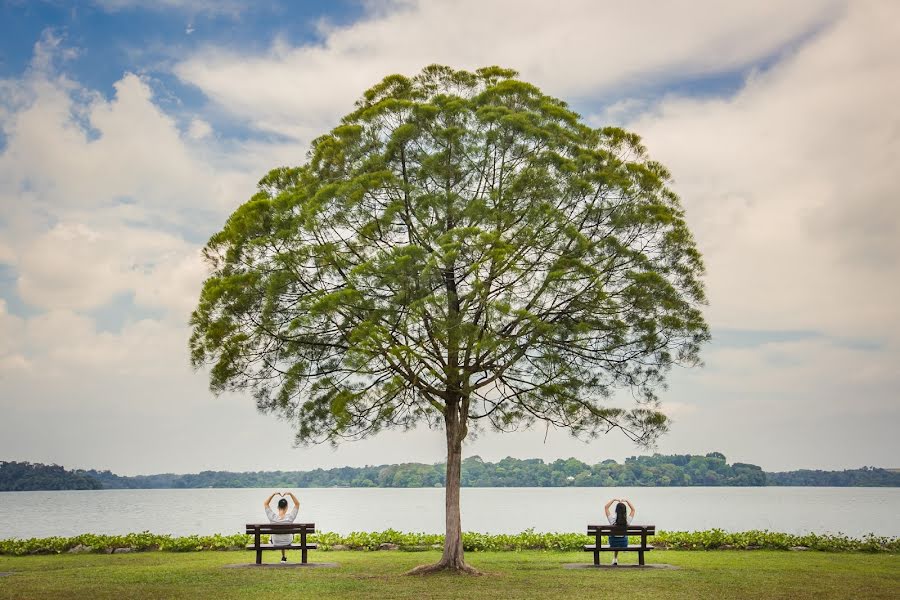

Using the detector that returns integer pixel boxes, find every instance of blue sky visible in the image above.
[0,0,811,151]
[0,2,363,82]
[0,0,370,160]
[0,0,897,475]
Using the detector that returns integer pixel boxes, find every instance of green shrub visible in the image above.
[652,529,899,552]
[0,529,895,556]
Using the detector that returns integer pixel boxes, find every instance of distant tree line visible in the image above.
[3,455,898,491]
[82,453,769,488]
[0,461,102,491]
[766,467,899,486]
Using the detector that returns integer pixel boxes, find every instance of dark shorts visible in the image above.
[609,535,629,548]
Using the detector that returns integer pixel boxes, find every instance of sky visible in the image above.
[0,0,897,476]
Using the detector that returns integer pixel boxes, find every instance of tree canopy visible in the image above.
[191,65,708,444]
[190,65,709,572]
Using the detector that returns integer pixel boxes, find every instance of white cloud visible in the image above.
[12,222,202,316]
[186,118,212,139]
[1,4,898,474]
[697,339,899,405]
[0,33,320,474]
[0,300,27,369]
[174,0,839,140]
[655,335,900,469]
[660,402,698,418]
[0,35,266,317]
[620,0,900,341]
[0,71,223,218]
[0,239,14,264]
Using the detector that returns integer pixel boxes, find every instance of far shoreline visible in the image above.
[4,454,899,491]
[3,484,900,492]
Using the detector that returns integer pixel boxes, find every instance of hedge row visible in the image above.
[0,529,896,556]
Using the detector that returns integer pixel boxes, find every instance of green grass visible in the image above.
[1,550,897,599]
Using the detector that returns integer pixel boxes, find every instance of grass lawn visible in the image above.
[1,550,897,599]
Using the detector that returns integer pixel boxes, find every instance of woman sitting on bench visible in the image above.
[604,497,635,566]
[264,491,299,562]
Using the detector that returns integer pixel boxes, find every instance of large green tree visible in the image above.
[190,65,709,573]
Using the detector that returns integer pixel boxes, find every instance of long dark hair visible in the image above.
[615,502,628,527]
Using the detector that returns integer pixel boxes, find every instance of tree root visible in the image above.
[406,560,482,576]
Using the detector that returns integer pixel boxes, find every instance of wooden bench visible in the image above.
[246,523,317,564]
[584,524,655,566]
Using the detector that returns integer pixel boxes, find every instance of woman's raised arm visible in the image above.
[624,498,636,518]
[604,498,618,517]
[287,492,300,508]
[263,492,277,509]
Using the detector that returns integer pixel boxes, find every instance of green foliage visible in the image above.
[653,529,899,553]
[7,455,896,490]
[1,529,895,556]
[767,467,900,487]
[190,64,710,448]
[0,461,102,491]
[0,532,249,556]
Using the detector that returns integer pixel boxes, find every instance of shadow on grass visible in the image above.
[223,562,339,569]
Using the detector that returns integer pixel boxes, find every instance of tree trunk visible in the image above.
[406,409,479,575]
[408,261,478,575]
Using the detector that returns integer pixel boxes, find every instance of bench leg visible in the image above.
[302,547,308,564]
[639,550,645,566]
[256,548,262,565]
[593,550,599,566]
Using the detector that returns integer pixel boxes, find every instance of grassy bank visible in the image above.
[2,529,897,555]
[1,550,897,599]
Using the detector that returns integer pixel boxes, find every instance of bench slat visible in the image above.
[245,543,318,550]
[245,523,315,533]
[247,523,316,527]
[246,523,315,528]
[583,544,654,551]
[588,525,656,533]
[245,528,315,534]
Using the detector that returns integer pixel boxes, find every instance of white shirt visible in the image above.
[265,505,298,546]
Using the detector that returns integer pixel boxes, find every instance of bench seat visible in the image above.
[245,543,319,550]
[583,544,655,551]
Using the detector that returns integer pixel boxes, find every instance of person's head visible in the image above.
[277,498,288,510]
[615,502,627,526]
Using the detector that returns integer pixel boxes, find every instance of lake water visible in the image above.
[1,487,897,539]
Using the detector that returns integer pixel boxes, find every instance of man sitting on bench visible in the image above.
[604,497,636,566]
[264,491,300,563]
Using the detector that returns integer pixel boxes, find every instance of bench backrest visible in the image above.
[587,524,655,536]
[246,523,315,535]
